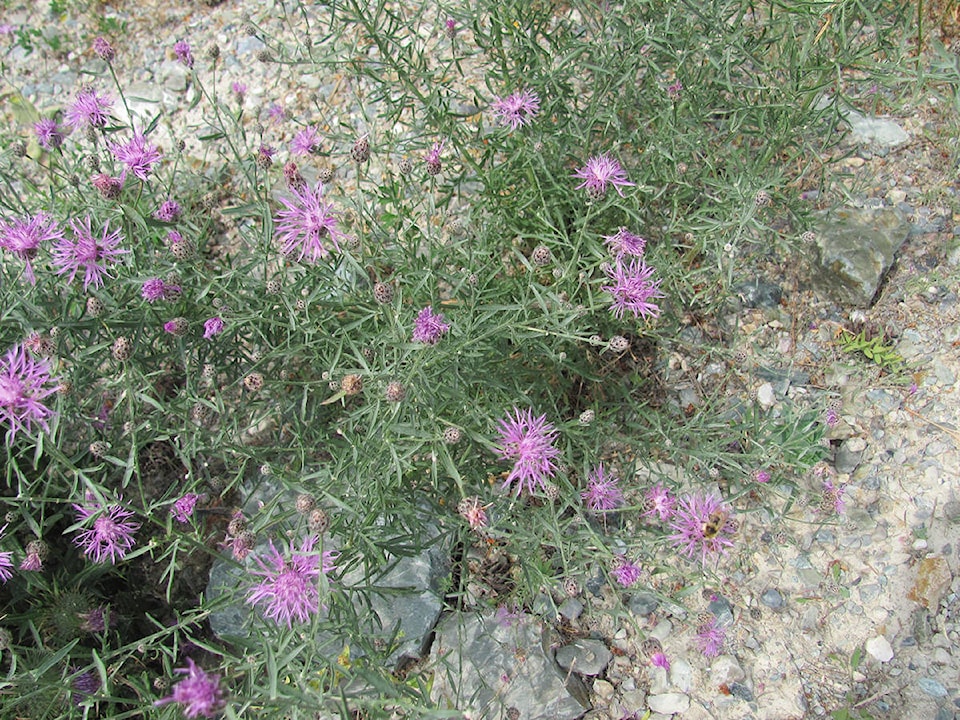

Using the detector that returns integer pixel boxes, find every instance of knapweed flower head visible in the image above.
[581,463,623,513]
[110,130,162,181]
[154,199,182,222]
[231,81,247,102]
[65,87,113,129]
[602,259,664,320]
[643,483,677,522]
[53,216,127,291]
[91,173,123,200]
[92,36,115,62]
[754,469,771,483]
[203,317,224,339]
[457,496,489,531]
[0,344,59,444]
[0,526,12,582]
[822,479,847,514]
[603,227,647,258]
[696,616,726,658]
[491,88,540,131]
[273,182,349,263]
[72,493,139,564]
[171,493,200,523]
[142,277,181,302]
[411,306,450,344]
[267,103,286,124]
[494,407,561,495]
[611,557,642,587]
[573,154,635,199]
[425,140,444,175]
[0,212,64,284]
[247,535,337,627]
[173,40,194,68]
[650,651,670,671]
[33,118,63,151]
[154,658,225,719]
[667,491,735,564]
[71,670,101,705]
[290,126,321,156]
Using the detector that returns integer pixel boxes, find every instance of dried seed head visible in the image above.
[578,409,595,425]
[351,135,370,163]
[11,140,26,158]
[318,166,334,183]
[283,161,305,192]
[397,158,413,175]
[256,49,273,63]
[531,244,551,266]
[295,299,307,312]
[442,426,462,445]
[58,380,73,396]
[426,158,442,176]
[25,540,48,559]
[206,43,220,60]
[341,374,363,396]
[754,189,771,207]
[227,513,247,537]
[385,381,406,403]
[88,440,109,458]
[563,577,580,597]
[111,336,133,362]
[308,508,329,534]
[609,335,630,353]
[295,494,316,514]
[244,372,264,392]
[169,238,193,260]
[801,230,816,244]
[85,154,101,171]
[266,279,282,295]
[373,282,394,304]
[164,317,188,336]
[543,482,560,502]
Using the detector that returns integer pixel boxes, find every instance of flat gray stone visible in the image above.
[556,638,612,676]
[809,207,910,307]
[647,692,690,714]
[430,611,586,720]
[845,109,909,148]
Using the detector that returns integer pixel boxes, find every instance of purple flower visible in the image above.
[642,483,676,522]
[603,227,646,258]
[92,36,115,62]
[411,306,450,344]
[71,669,101,705]
[491,88,540,131]
[572,154,635,198]
[154,200,182,222]
[823,480,846,514]
[65,88,113,129]
[650,651,670,671]
[164,318,188,336]
[495,603,522,627]
[425,140,444,175]
[33,118,63,151]
[290,126,322,156]
[110,130,162,181]
[247,535,337,627]
[231,81,247,101]
[203,317,224,339]
[154,658,225,718]
[611,557,642,587]
[267,103,286,124]
[494,407,561,495]
[696,616,726,658]
[754,469,771,483]
[72,493,139,564]
[273,182,349,263]
[0,212,64,284]
[141,277,181,302]
[667,491,735,564]
[0,525,12,582]
[580,462,623,512]
[602,258,664,320]
[91,173,124,200]
[20,549,42,571]
[825,407,839,427]
[444,18,457,38]
[79,605,114,633]
[0,344,59,444]
[52,216,127,291]
[173,40,194,68]
[171,493,200,523]
[666,80,682,99]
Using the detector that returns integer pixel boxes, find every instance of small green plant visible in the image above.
[835,326,904,372]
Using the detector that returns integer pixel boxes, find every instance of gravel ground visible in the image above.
[3,2,960,718]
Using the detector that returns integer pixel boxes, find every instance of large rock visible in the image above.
[809,207,909,307]
[430,611,587,720]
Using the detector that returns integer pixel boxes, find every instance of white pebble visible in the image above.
[865,635,894,663]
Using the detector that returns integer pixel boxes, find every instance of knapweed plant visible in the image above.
[0,0,909,716]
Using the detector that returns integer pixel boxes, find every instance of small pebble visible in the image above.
[918,677,948,698]
[865,635,894,663]
[761,588,785,609]
[647,692,690,715]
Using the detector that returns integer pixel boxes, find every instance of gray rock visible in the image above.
[761,588,785,609]
[809,207,910,307]
[844,109,909,148]
[647,692,690,714]
[558,598,584,621]
[729,681,755,702]
[669,659,694,693]
[430,612,586,720]
[711,655,745,685]
[834,439,865,473]
[733,279,782,308]
[629,592,660,617]
[556,639,612,676]
[943,500,960,524]
[918,677,948,698]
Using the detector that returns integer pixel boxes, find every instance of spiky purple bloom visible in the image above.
[602,259,664,320]
[20,549,42,571]
[580,462,623,512]
[290,126,322,156]
[154,658,225,718]
[411,306,450,344]
[491,88,540,131]
[154,200,181,222]
[71,669,101,705]
[109,130,162,181]
[173,40,194,68]
[52,216,127,291]
[164,318,187,336]
[666,80,683,100]
[141,277,181,302]
[231,81,247,101]
[495,603,522,628]
[425,140,444,175]
[0,525,12,582]
[267,103,286,124]
[696,616,726,658]
[573,154,635,198]
[603,227,647,258]
[667,491,735,564]
[823,480,846,514]
[91,173,123,200]
[78,605,114,633]
[494,407,561,495]
[611,558,642,587]
[444,18,457,38]
[34,118,63,151]
[642,483,676,522]
[65,88,113,129]
[754,469,771,483]
[203,317,224,339]
[0,212,64,284]
[92,36,115,62]
[72,493,139,564]
[247,535,337,627]
[273,182,349,263]
[650,651,670,671]
[0,344,59,444]
[171,493,200,523]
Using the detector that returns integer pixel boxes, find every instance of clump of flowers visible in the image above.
[273,182,348,263]
[109,130,162,181]
[72,493,140,564]
[154,658,225,718]
[0,344,60,444]
[154,200,182,223]
[650,651,671,671]
[611,556,642,587]
[203,317,224,339]
[602,259,664,320]
[65,87,113,129]
[425,140,444,175]
[247,535,337,627]
[580,463,623,513]
[53,216,127,291]
[0,525,12,581]
[667,491,735,564]
[141,277,181,302]
[411,306,450,344]
[491,88,541,131]
[494,407,561,495]
[572,154,635,199]
[695,615,726,658]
